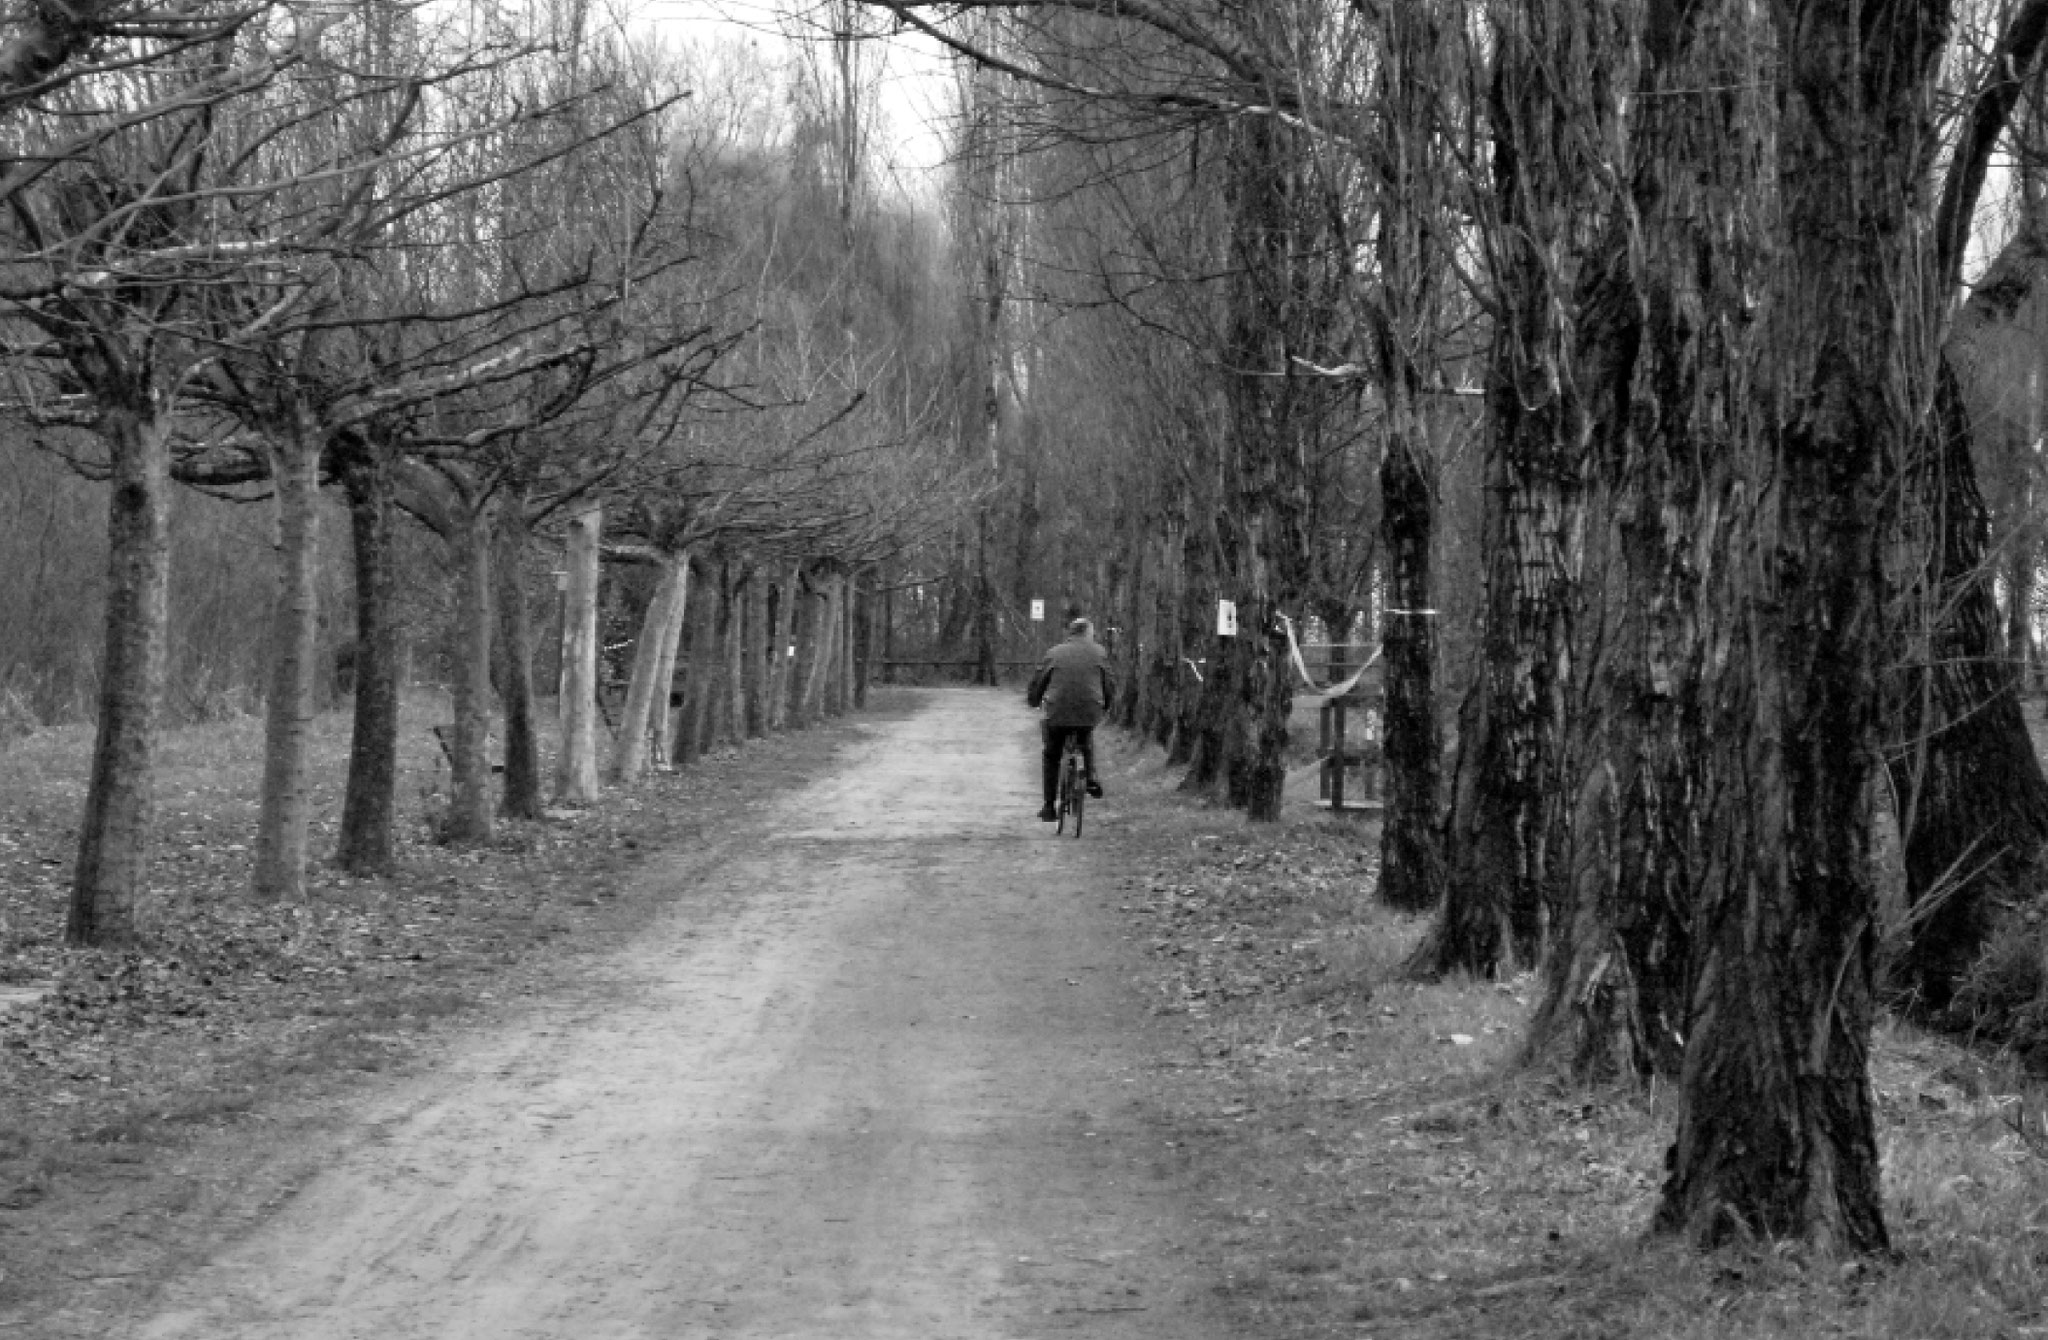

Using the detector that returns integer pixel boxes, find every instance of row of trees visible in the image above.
[842,0,2048,1254]
[26,0,2048,1261]
[0,6,979,943]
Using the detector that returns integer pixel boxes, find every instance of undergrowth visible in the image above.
[1104,734,2048,1340]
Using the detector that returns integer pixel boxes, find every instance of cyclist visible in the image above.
[1026,617,1115,822]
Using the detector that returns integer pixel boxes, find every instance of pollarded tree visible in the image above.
[0,26,309,942]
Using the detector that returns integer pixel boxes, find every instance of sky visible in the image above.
[635,0,955,199]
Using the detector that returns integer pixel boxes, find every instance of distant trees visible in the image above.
[0,7,976,939]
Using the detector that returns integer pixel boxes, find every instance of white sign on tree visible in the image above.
[1030,599,1045,622]
[1217,599,1238,637]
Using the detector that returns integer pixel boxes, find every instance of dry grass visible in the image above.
[1097,732,2048,1340]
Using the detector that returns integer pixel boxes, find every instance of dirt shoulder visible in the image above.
[27,689,1246,1338]
[0,696,913,1334]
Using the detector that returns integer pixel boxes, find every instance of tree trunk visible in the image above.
[673,557,716,765]
[723,562,748,745]
[1151,518,1187,750]
[647,552,690,767]
[612,556,688,783]
[1427,0,1623,977]
[1655,0,1950,1254]
[766,564,796,731]
[1884,365,2048,1011]
[1377,431,1446,911]
[829,571,851,716]
[336,441,401,875]
[443,502,495,844]
[254,428,322,898]
[495,501,543,821]
[68,406,172,946]
[2010,538,2039,692]
[792,568,824,727]
[1522,0,1750,1083]
[853,571,871,709]
[553,503,603,804]
[742,568,770,736]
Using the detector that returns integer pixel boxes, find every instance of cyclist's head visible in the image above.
[1067,617,1093,639]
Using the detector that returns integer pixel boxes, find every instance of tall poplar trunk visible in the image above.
[336,441,400,874]
[1150,518,1187,750]
[1523,0,1747,1082]
[1377,430,1446,912]
[443,503,495,844]
[1213,110,1326,824]
[68,406,172,946]
[1426,0,1626,977]
[495,501,543,820]
[553,503,603,804]
[1656,0,1951,1253]
[254,427,322,899]
[1884,367,2048,1010]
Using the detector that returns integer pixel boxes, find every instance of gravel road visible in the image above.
[125,689,1233,1339]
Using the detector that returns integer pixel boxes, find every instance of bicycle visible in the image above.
[1056,731,1086,837]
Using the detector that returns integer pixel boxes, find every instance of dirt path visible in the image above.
[121,690,1232,1339]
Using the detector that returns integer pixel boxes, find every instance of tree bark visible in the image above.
[2010,539,2039,692]
[1377,432,1446,912]
[829,570,852,715]
[1884,366,2048,1011]
[742,567,770,736]
[1522,0,1747,1083]
[612,556,688,783]
[68,406,172,946]
[495,501,543,821]
[673,556,716,765]
[336,440,401,874]
[1429,0,1623,975]
[553,503,603,804]
[766,564,796,730]
[723,562,749,744]
[852,570,871,709]
[647,552,690,767]
[443,502,495,844]
[1655,0,1951,1254]
[253,427,322,898]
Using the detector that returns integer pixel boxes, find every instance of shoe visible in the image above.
[1038,805,1057,822]
[1086,779,1104,799]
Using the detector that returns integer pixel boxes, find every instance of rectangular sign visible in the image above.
[1217,599,1238,637]
[1030,599,1045,622]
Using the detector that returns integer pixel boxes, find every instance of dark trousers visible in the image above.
[1042,725,1096,805]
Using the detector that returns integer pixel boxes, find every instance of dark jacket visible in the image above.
[1027,634,1115,728]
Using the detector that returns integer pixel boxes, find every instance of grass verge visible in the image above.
[1096,730,2048,1340]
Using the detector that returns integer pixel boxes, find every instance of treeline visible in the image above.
[0,8,978,939]
[847,0,2048,1254]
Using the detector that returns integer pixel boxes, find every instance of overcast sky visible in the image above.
[638,0,954,198]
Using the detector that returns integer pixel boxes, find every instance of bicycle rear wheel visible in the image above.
[1057,754,1073,834]
[1071,768,1085,837]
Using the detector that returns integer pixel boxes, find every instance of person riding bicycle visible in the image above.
[1026,617,1115,822]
